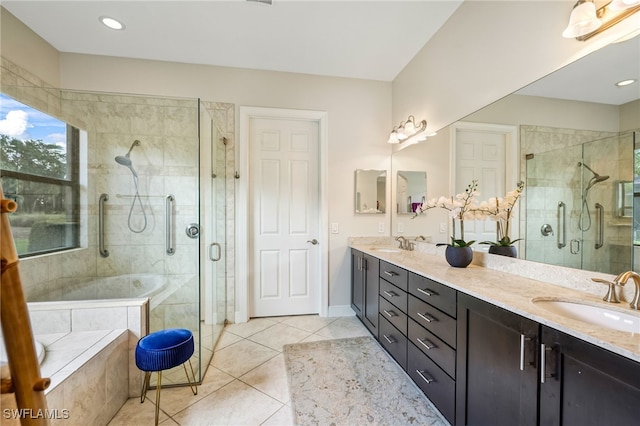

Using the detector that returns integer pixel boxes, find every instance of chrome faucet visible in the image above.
[395,236,413,251]
[613,271,640,310]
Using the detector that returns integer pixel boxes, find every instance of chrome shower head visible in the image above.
[115,140,141,177]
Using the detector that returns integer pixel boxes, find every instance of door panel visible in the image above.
[250,117,320,317]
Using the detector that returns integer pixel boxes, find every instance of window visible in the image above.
[0,94,80,257]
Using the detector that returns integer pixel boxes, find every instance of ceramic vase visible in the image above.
[488,245,517,258]
[444,246,473,268]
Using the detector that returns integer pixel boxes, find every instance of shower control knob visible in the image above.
[186,223,200,239]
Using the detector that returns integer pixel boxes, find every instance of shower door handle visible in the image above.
[557,202,566,249]
[166,194,175,255]
[99,193,109,258]
[595,203,604,249]
[209,243,221,262]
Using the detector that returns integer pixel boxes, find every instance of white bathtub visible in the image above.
[29,273,169,306]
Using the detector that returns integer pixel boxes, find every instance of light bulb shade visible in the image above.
[404,119,416,135]
[387,131,400,144]
[609,0,640,11]
[397,125,407,140]
[562,1,602,38]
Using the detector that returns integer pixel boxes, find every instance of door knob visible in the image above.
[307,239,319,245]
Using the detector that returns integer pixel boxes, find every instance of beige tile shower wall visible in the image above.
[520,125,626,273]
[59,91,201,332]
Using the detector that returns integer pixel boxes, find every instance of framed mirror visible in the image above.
[354,169,386,214]
[396,171,426,215]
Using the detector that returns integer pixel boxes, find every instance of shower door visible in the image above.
[198,101,227,374]
[525,132,635,274]
[525,145,582,269]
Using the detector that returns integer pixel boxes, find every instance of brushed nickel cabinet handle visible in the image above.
[416,370,435,384]
[383,334,396,344]
[417,337,436,350]
[417,312,435,323]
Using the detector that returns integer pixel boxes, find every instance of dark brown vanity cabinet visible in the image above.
[378,261,409,369]
[407,273,458,425]
[539,326,640,426]
[456,293,539,426]
[350,249,379,336]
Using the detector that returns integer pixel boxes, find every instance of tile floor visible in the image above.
[108,315,371,425]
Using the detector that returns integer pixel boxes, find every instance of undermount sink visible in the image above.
[532,298,640,333]
[370,247,402,253]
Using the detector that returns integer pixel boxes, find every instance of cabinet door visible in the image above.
[456,293,539,426]
[350,249,364,319]
[363,253,379,335]
[540,326,640,426]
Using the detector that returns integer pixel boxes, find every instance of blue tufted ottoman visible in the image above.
[135,328,198,425]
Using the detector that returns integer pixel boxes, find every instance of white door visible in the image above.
[454,123,518,246]
[249,117,320,317]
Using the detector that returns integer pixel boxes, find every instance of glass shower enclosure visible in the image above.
[0,79,227,388]
[525,131,637,274]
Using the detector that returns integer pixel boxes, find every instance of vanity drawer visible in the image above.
[379,296,407,335]
[379,261,408,291]
[408,342,455,425]
[408,319,455,379]
[379,316,407,370]
[379,278,408,312]
[409,295,456,349]
[409,273,456,318]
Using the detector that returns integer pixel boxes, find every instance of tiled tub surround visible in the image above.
[350,238,639,362]
[0,299,148,425]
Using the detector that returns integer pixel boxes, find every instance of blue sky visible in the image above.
[0,93,67,148]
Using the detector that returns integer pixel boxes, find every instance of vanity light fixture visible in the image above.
[387,115,428,144]
[99,16,125,31]
[562,0,640,40]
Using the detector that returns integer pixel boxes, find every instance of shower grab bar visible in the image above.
[209,243,221,262]
[557,202,566,249]
[99,193,109,258]
[166,194,175,256]
[115,194,168,199]
[595,203,604,249]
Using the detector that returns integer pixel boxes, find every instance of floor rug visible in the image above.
[283,336,448,426]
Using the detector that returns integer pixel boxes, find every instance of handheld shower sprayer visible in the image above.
[115,140,147,233]
[115,140,141,177]
[578,162,610,231]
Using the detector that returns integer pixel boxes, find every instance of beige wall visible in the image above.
[392,1,625,132]
[0,8,60,87]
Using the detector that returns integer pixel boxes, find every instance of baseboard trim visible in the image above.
[327,305,356,317]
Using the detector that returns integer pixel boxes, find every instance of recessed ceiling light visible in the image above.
[99,16,125,31]
[616,79,637,87]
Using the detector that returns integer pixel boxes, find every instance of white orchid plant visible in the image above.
[474,181,525,247]
[412,180,525,248]
[413,180,481,248]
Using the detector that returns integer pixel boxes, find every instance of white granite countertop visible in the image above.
[351,243,640,363]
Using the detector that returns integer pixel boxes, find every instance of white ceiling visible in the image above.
[516,34,640,106]
[2,0,463,82]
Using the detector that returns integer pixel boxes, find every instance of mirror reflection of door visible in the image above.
[397,171,426,214]
[453,123,518,248]
[354,169,386,214]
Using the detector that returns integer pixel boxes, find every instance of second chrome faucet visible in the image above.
[593,271,640,310]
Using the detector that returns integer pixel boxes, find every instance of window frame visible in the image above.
[1,125,81,257]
